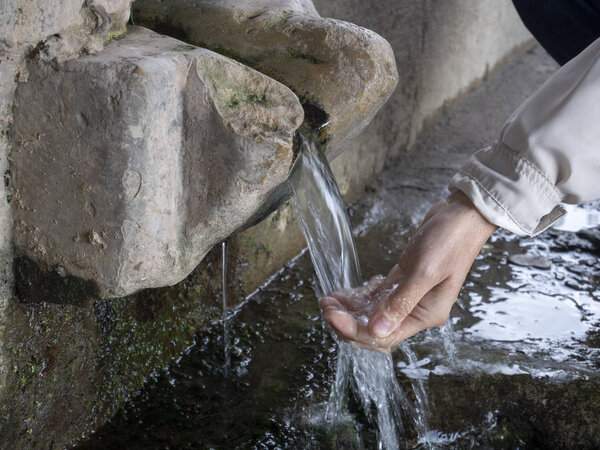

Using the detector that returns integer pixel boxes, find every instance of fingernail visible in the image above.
[372,316,394,338]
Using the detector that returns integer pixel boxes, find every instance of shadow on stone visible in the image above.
[15,255,99,305]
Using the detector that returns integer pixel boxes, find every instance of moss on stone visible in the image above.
[226,94,240,108]
[171,44,196,52]
[0,248,225,449]
[317,123,330,148]
[245,93,268,105]
[197,42,263,69]
[284,47,321,65]
[261,10,294,31]
[241,235,273,267]
[104,23,128,45]
[225,93,267,109]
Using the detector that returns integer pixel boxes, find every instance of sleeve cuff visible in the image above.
[449,142,566,237]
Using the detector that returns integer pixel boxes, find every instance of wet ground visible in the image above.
[76,46,600,449]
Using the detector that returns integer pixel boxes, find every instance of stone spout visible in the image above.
[11,26,304,298]
[132,0,400,159]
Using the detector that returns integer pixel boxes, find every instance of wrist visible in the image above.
[447,191,498,240]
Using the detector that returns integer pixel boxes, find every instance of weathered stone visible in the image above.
[0,0,132,52]
[0,3,137,395]
[0,248,226,449]
[11,26,303,297]
[132,0,399,158]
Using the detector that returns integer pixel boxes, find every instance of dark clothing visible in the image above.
[513,0,600,65]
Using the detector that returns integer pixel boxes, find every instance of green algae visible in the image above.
[284,47,321,65]
[170,44,196,52]
[0,248,224,449]
[103,23,128,46]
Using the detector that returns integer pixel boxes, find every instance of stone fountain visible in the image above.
[0,0,530,447]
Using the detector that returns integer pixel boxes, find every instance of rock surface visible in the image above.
[0,0,131,50]
[0,0,136,438]
[429,374,600,449]
[11,26,303,297]
[132,0,399,158]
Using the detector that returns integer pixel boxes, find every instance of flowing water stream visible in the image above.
[222,241,231,376]
[290,129,430,449]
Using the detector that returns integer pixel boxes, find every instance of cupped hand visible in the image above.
[319,191,498,353]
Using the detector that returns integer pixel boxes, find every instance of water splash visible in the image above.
[290,128,429,449]
[399,342,430,436]
[440,321,457,368]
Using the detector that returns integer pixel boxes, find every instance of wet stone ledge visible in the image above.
[428,374,600,449]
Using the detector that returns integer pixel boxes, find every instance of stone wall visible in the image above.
[0,3,134,446]
[321,0,532,199]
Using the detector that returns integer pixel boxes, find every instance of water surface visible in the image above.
[77,193,600,449]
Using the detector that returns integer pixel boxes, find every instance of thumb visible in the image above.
[368,265,439,338]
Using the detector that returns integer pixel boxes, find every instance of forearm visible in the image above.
[451,36,600,236]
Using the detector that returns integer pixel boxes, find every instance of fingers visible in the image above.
[320,295,381,348]
[396,278,460,341]
[396,314,446,341]
[369,265,442,338]
[393,297,452,340]
[319,296,358,341]
[320,285,456,351]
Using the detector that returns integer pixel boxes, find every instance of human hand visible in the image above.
[319,191,498,353]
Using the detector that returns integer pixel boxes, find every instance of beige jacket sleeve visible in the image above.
[450,37,600,237]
